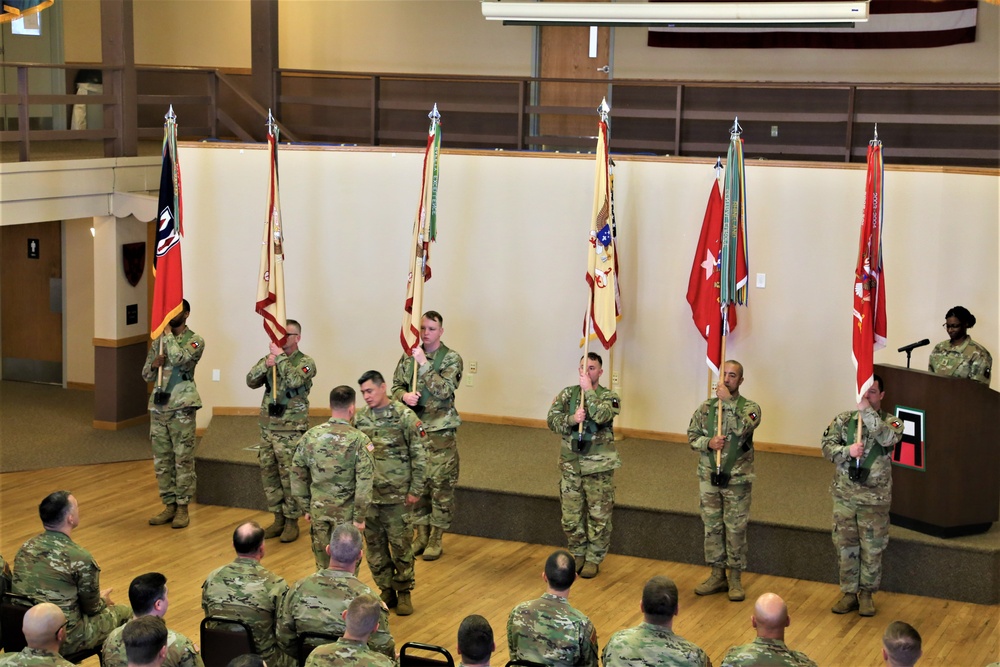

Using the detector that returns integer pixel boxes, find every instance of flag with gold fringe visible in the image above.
[150,107,184,340]
[255,114,287,346]
[584,104,619,350]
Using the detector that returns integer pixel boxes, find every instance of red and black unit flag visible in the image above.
[255,112,287,347]
[852,132,887,403]
[150,106,184,340]
[649,1,978,50]
[584,100,620,351]
[400,105,442,354]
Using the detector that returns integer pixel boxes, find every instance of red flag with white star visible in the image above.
[686,179,744,375]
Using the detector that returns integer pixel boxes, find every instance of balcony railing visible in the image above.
[2,63,997,168]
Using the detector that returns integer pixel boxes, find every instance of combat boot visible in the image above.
[412,525,430,555]
[858,591,876,617]
[396,591,413,616]
[171,504,190,529]
[579,562,599,579]
[380,589,397,609]
[149,504,176,526]
[279,517,299,543]
[422,527,443,561]
[695,567,728,596]
[832,593,859,614]
[727,569,745,601]
[263,512,285,539]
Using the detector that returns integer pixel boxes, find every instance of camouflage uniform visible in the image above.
[276,569,394,661]
[201,556,293,667]
[822,406,903,594]
[304,638,394,667]
[546,384,621,567]
[141,328,204,506]
[391,345,462,530]
[602,622,709,667]
[354,401,428,593]
[506,593,598,667]
[928,336,992,386]
[291,418,375,570]
[12,531,130,654]
[0,555,10,639]
[0,647,74,667]
[687,394,761,571]
[102,623,203,667]
[721,637,817,667]
[247,350,317,519]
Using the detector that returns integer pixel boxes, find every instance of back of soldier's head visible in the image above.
[233,521,264,556]
[642,576,679,623]
[123,616,168,667]
[329,385,356,411]
[883,621,922,666]
[457,614,494,664]
[22,602,66,649]
[39,491,72,528]
[544,550,576,592]
[129,572,167,616]
[329,523,363,565]
[345,594,381,637]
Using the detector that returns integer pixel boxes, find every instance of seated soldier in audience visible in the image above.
[226,657,265,667]
[123,616,169,667]
[102,573,203,667]
[202,521,292,667]
[457,615,494,667]
[277,524,394,662]
[13,491,130,654]
[507,550,598,667]
[0,602,73,667]
[603,576,711,667]
[721,593,815,666]
[882,621,922,667]
[0,554,10,639]
[304,595,392,667]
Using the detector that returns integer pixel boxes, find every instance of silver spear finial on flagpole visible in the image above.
[266,108,278,139]
[730,116,742,139]
[165,105,175,123]
[715,156,723,180]
[428,103,441,131]
[871,123,879,145]
[598,97,611,123]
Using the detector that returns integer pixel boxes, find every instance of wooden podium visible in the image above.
[876,363,1000,537]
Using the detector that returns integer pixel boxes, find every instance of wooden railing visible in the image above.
[2,63,997,168]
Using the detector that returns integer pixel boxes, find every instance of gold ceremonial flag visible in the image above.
[584,112,618,350]
[255,121,287,346]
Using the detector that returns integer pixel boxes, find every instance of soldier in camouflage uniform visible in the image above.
[201,522,292,667]
[102,573,202,667]
[822,374,903,617]
[928,305,992,386]
[882,621,922,667]
[457,615,494,667]
[602,576,710,667]
[247,319,317,543]
[355,370,428,616]
[0,553,10,639]
[721,593,817,667]
[506,550,598,667]
[141,299,204,529]
[122,616,168,667]
[0,602,73,667]
[546,352,621,579]
[391,310,462,561]
[687,360,761,602]
[291,386,375,571]
[303,594,393,667]
[277,524,395,662]
[13,491,131,655]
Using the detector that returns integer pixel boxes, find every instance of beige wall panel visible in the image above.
[133,0,251,68]
[176,144,998,448]
[64,218,96,385]
[615,3,1000,83]
[64,0,102,63]
[278,0,533,75]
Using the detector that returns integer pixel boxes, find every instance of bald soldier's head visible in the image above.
[23,602,67,653]
[751,593,791,640]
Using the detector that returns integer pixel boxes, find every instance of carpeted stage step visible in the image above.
[196,417,1000,605]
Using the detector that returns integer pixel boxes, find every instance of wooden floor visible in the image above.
[1,460,996,667]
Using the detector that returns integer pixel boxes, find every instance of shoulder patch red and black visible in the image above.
[611,397,620,409]
[301,365,311,374]
[749,411,759,422]
[190,341,201,349]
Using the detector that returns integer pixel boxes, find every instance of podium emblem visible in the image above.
[892,406,926,472]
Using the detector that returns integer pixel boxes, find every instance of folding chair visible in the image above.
[296,630,342,667]
[399,641,455,667]
[1,593,103,664]
[199,616,257,667]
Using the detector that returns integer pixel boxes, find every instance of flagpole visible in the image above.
[266,110,281,406]
[156,105,178,395]
[411,104,441,393]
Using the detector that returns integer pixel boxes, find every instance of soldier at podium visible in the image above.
[821,374,903,618]
[928,305,992,386]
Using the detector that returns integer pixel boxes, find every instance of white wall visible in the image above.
[64,218,95,385]
[178,143,999,448]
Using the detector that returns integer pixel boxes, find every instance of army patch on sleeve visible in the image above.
[302,365,311,374]
[611,397,620,409]
[749,411,759,422]
[366,442,375,452]
[890,418,902,429]
[416,421,427,438]
[190,341,200,349]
